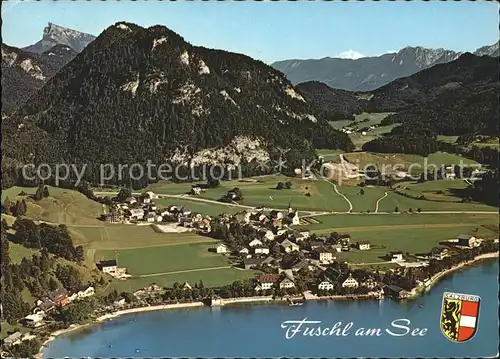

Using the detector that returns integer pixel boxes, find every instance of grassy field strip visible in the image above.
[86,238,217,251]
[322,179,353,212]
[310,222,482,235]
[138,266,232,278]
[375,191,388,213]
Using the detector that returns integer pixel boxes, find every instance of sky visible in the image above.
[2,0,499,63]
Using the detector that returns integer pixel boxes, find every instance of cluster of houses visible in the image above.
[340,123,378,136]
[16,286,95,330]
[100,191,212,232]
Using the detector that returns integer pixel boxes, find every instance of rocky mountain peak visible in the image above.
[23,23,96,54]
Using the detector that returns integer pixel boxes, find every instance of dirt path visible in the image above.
[320,179,353,213]
[138,265,231,278]
[375,191,388,213]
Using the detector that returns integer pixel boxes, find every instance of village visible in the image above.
[97,189,491,305]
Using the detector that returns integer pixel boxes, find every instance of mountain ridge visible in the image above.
[2,22,353,187]
[272,42,499,91]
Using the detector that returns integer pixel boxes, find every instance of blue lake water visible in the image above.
[44,260,499,358]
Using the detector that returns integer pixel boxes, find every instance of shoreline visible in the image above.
[36,252,498,358]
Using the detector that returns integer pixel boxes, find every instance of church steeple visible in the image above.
[288,201,293,213]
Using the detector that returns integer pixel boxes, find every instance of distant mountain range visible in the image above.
[297,53,499,137]
[272,42,499,91]
[2,22,352,187]
[23,22,96,54]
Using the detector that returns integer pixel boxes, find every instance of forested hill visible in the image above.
[371,53,499,137]
[1,43,77,114]
[2,22,353,181]
[295,81,369,121]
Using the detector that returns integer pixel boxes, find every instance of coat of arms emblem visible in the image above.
[440,292,480,342]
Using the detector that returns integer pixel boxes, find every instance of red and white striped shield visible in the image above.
[440,291,481,342]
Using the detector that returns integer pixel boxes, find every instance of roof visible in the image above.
[314,247,332,253]
[309,240,324,246]
[359,240,370,245]
[258,274,280,283]
[331,244,342,248]
[5,331,22,341]
[291,260,307,269]
[100,259,117,267]
[216,242,227,248]
[280,239,296,247]
[48,288,68,301]
[261,256,276,264]
[386,285,405,293]
[457,234,473,240]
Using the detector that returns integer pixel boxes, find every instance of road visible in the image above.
[138,266,231,278]
[318,180,353,213]
[375,191,388,213]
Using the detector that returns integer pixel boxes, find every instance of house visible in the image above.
[318,279,335,291]
[114,297,126,306]
[456,234,480,248]
[36,298,55,313]
[191,187,203,195]
[238,247,250,255]
[144,191,158,200]
[280,239,300,253]
[287,208,300,226]
[234,211,251,224]
[361,278,378,290]
[309,240,324,250]
[390,252,404,262]
[358,241,371,250]
[145,212,156,222]
[254,246,270,255]
[101,212,121,223]
[22,313,45,328]
[124,196,137,205]
[331,244,342,252]
[98,259,117,274]
[341,274,359,289]
[128,208,144,220]
[182,282,192,291]
[256,274,280,290]
[3,331,23,347]
[249,239,263,247]
[385,285,411,299]
[429,247,449,260]
[48,288,70,307]
[216,242,228,254]
[315,247,334,263]
[291,260,308,272]
[263,230,275,241]
[279,277,295,289]
[298,231,310,239]
[243,258,263,269]
[261,256,276,267]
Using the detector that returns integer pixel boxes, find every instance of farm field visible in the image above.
[378,191,498,212]
[343,152,478,174]
[300,213,499,234]
[151,175,352,212]
[336,185,386,212]
[2,186,102,226]
[95,242,229,276]
[154,198,242,217]
[325,225,499,264]
[108,267,258,293]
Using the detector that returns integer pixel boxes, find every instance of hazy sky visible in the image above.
[2,0,499,63]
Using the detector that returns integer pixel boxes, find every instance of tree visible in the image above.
[394,206,399,213]
[276,182,284,190]
[409,208,413,213]
[117,187,132,202]
[48,277,59,291]
[359,189,365,195]
[285,181,292,189]
[417,208,421,213]
[43,186,50,197]
[34,184,44,201]
[3,196,12,214]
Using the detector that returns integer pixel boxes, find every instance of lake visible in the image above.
[44,259,499,358]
